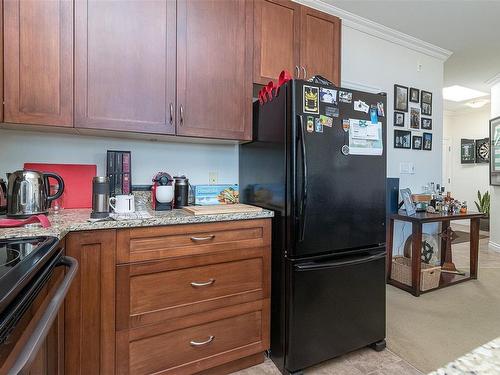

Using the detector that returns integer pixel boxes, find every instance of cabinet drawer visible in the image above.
[116,219,271,264]
[116,247,270,329]
[116,300,270,375]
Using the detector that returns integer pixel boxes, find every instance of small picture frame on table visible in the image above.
[400,188,416,216]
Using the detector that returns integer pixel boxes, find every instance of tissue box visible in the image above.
[194,185,239,205]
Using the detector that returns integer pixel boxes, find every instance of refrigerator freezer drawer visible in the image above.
[285,250,386,372]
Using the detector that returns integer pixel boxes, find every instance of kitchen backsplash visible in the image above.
[0,129,239,186]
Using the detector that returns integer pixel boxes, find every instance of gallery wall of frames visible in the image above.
[393,84,433,151]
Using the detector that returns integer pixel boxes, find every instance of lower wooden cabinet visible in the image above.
[64,219,271,375]
[64,230,116,375]
[116,247,269,329]
[116,300,270,375]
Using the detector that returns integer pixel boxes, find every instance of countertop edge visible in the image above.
[0,209,275,240]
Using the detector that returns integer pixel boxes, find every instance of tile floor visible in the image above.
[231,348,422,375]
[232,224,495,375]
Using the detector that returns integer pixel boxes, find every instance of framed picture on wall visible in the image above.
[490,117,500,185]
[423,132,433,151]
[412,135,423,150]
[421,118,432,130]
[410,107,420,129]
[410,88,420,103]
[394,111,405,127]
[461,139,476,163]
[421,90,433,115]
[394,130,411,149]
[394,84,409,112]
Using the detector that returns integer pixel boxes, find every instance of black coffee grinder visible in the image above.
[173,176,190,208]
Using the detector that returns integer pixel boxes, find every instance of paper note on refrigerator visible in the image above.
[348,119,383,156]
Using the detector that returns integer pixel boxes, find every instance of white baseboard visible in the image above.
[489,241,500,252]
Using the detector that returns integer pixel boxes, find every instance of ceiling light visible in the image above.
[443,85,488,102]
[465,99,489,109]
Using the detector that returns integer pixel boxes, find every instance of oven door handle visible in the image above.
[9,256,78,375]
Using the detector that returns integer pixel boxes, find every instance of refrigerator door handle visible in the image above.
[294,251,385,271]
[297,114,308,242]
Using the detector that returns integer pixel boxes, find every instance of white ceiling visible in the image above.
[325,0,500,110]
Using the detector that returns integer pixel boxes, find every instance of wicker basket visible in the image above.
[392,256,441,291]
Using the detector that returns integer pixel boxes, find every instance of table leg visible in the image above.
[387,218,394,281]
[411,222,422,296]
[441,225,459,273]
[440,220,450,266]
[470,218,480,279]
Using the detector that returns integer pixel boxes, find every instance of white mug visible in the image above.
[109,194,135,213]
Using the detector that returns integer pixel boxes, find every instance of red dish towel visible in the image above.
[0,215,51,228]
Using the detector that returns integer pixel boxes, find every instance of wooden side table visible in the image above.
[387,211,485,296]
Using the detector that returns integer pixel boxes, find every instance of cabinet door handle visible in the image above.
[301,66,307,80]
[190,235,215,242]
[190,278,215,287]
[169,103,174,125]
[179,105,184,126]
[295,65,299,78]
[190,336,214,347]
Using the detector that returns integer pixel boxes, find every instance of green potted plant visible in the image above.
[474,190,490,231]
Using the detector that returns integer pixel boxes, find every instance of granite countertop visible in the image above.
[0,207,274,240]
[429,337,500,375]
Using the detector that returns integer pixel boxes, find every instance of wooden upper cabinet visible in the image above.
[300,6,341,85]
[176,0,253,141]
[3,0,73,126]
[75,0,176,134]
[253,0,300,85]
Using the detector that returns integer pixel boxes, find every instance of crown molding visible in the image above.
[485,72,500,87]
[293,0,453,62]
[341,80,384,94]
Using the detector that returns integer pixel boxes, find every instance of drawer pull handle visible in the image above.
[190,235,215,242]
[190,336,215,347]
[190,279,215,287]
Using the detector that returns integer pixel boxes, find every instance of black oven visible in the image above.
[0,237,77,374]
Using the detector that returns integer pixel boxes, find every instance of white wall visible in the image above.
[0,129,239,186]
[340,25,445,255]
[341,27,444,189]
[443,107,491,213]
[490,83,500,248]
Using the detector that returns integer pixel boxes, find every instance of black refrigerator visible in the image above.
[240,79,387,374]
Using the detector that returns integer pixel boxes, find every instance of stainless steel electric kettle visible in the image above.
[6,170,65,218]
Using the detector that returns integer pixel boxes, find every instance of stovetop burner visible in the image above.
[0,236,59,316]
[0,248,20,268]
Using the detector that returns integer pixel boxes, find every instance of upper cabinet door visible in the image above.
[3,0,73,126]
[75,0,176,134]
[253,0,300,85]
[176,0,253,141]
[299,7,341,85]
